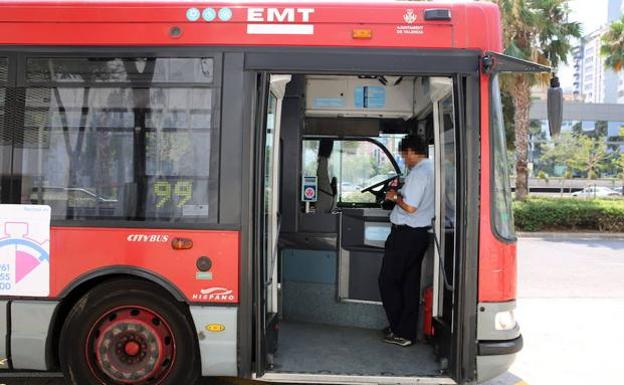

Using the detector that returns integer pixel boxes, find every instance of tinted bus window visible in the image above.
[26,57,214,84]
[0,58,6,132]
[0,57,6,83]
[0,58,7,203]
[14,57,219,223]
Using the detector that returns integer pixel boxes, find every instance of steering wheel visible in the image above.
[360,175,400,206]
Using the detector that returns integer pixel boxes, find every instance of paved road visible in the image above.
[4,237,623,385]
[488,237,624,385]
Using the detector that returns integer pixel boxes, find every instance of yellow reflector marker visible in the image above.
[352,29,373,39]
[206,323,226,332]
[171,237,193,250]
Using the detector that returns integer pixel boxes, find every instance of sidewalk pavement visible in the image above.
[517,231,624,240]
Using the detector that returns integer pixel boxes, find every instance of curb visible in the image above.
[518,232,624,240]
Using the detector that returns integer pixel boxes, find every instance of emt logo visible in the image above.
[246,7,316,35]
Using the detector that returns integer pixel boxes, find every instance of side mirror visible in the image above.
[547,76,563,137]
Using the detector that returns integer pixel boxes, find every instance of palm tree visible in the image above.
[493,0,580,199]
[602,16,624,71]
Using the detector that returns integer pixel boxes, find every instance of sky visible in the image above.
[441,0,610,91]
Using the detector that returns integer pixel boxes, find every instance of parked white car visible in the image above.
[571,186,620,198]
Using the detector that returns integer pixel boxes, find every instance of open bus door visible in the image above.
[254,72,291,376]
[254,71,271,377]
[246,53,485,384]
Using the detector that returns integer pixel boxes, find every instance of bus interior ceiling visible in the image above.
[263,73,458,377]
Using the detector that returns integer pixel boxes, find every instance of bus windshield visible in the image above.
[491,75,515,239]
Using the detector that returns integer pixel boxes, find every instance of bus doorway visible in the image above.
[255,74,463,384]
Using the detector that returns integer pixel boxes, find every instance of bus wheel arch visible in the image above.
[48,272,197,381]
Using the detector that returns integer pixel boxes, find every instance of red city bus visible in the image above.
[0,2,547,384]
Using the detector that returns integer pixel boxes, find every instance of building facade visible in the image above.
[572,0,623,103]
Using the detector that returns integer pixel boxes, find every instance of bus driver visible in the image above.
[379,135,434,347]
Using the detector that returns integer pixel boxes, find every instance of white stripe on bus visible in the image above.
[246,24,314,35]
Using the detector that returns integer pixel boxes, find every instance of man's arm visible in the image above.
[385,190,417,213]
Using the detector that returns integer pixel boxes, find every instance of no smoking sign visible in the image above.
[301,176,318,202]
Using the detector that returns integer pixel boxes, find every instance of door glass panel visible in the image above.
[435,92,457,318]
[440,95,457,229]
[263,92,278,293]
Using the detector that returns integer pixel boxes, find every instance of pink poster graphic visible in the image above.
[0,205,51,297]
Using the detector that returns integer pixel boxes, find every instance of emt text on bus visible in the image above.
[0,1,547,384]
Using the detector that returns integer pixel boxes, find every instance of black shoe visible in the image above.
[383,334,413,347]
[382,326,393,338]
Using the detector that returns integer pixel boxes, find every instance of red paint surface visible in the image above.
[423,286,434,337]
[2,1,514,303]
[0,1,502,51]
[479,75,517,303]
[49,227,240,303]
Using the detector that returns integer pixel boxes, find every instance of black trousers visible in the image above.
[378,225,430,340]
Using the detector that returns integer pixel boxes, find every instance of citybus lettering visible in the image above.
[126,234,170,243]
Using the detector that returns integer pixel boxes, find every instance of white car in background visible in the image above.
[340,181,362,193]
[571,186,620,198]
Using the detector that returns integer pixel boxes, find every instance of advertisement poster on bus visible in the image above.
[0,204,51,297]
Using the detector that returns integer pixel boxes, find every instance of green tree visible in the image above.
[493,0,581,200]
[615,152,624,193]
[572,135,610,179]
[542,132,610,179]
[601,13,624,192]
[613,128,624,194]
[601,16,624,72]
[540,132,579,194]
[501,90,516,150]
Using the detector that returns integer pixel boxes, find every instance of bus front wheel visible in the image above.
[59,279,199,385]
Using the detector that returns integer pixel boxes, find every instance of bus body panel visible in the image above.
[0,1,522,383]
[478,74,517,303]
[50,227,240,303]
[8,300,58,371]
[0,2,502,51]
[190,305,238,376]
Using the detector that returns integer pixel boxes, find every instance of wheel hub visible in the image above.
[124,341,141,357]
[87,307,175,385]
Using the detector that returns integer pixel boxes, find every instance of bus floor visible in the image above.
[271,320,441,377]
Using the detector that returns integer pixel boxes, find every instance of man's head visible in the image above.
[398,135,427,168]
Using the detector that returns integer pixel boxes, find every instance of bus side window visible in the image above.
[12,57,220,223]
[0,57,7,204]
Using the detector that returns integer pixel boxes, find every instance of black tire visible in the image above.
[59,278,200,385]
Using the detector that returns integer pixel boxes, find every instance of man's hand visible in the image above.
[387,190,417,213]
[385,190,398,202]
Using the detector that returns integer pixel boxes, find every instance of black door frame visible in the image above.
[242,47,482,384]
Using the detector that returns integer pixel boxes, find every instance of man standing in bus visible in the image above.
[379,134,434,347]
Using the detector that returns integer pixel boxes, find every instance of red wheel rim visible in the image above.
[86,306,176,385]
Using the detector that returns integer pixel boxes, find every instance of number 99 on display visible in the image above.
[153,180,193,208]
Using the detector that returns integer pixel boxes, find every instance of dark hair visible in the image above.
[398,135,427,155]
